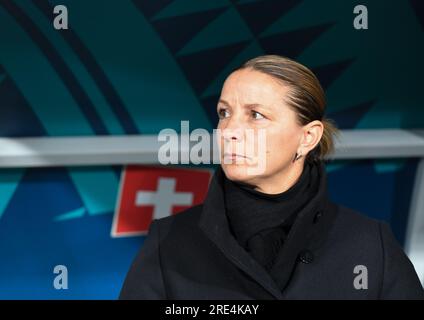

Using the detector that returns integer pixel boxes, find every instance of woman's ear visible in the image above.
[300,120,324,155]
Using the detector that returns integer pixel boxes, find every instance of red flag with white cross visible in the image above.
[111,165,212,237]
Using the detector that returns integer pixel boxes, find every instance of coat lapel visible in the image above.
[198,162,338,299]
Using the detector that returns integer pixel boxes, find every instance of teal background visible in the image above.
[0,0,423,298]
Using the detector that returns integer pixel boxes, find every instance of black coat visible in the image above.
[119,165,424,300]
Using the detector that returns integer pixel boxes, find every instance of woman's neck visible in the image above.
[250,161,305,195]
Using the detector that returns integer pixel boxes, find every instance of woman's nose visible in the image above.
[221,126,244,141]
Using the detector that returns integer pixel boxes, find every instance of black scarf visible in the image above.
[223,161,320,271]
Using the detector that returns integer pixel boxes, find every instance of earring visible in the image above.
[293,152,302,163]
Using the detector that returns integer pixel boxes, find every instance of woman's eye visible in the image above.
[251,110,265,120]
[218,108,229,119]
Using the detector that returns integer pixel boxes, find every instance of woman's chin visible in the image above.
[221,164,258,183]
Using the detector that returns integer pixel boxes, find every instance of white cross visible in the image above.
[135,177,193,219]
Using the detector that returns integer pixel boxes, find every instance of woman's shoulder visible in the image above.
[150,204,204,234]
[329,202,401,254]
[154,202,388,241]
[331,203,423,298]
[332,203,382,232]
[152,201,398,253]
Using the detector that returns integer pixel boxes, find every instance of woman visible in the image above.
[119,55,424,299]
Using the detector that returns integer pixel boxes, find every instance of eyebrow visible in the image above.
[218,99,264,109]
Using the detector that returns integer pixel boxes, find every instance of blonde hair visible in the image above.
[235,54,339,163]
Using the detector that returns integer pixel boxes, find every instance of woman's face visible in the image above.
[217,68,305,187]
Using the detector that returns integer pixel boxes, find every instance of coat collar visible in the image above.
[198,161,338,299]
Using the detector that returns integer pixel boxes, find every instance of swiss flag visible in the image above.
[111,165,212,237]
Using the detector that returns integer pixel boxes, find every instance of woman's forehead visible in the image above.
[220,69,291,108]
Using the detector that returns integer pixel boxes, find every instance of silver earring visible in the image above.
[293,152,302,162]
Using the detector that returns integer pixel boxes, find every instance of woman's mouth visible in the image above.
[223,153,249,161]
